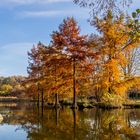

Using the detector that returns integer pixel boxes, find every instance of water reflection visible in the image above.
[0,103,140,140]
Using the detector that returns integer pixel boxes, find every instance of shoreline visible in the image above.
[0,97,139,109]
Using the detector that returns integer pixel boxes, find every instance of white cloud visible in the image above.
[0,0,71,5]
[18,9,89,18]
[0,42,33,55]
[21,10,64,17]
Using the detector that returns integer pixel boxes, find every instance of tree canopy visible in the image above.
[26,10,140,107]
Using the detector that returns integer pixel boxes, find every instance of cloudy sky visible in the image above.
[0,0,139,76]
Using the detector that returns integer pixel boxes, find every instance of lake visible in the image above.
[0,103,140,140]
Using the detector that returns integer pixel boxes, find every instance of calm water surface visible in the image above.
[0,103,140,140]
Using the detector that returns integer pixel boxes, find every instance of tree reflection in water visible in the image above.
[0,103,140,140]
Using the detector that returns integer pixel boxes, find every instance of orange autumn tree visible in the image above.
[52,17,97,108]
[42,46,72,107]
[27,42,48,106]
[26,10,140,107]
[27,42,73,107]
[90,11,140,103]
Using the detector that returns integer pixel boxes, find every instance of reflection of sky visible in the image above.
[85,119,95,129]
[0,125,27,140]
[0,0,139,76]
[130,120,140,127]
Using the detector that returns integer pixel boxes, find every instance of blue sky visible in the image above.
[0,0,139,76]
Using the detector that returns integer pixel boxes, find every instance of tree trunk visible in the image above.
[37,83,40,107]
[108,53,112,94]
[95,87,101,102]
[41,88,44,109]
[72,58,78,109]
[54,62,60,108]
[55,93,60,108]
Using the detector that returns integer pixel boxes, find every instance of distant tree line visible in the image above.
[0,76,26,96]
